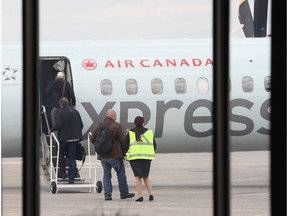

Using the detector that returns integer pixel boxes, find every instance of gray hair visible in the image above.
[106,109,117,120]
[59,97,70,107]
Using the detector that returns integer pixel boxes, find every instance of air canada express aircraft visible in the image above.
[1,0,271,157]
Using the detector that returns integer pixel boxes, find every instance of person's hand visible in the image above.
[48,130,52,135]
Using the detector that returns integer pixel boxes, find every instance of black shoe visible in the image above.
[68,180,74,184]
[135,197,143,202]
[149,195,154,201]
[105,197,112,201]
[120,193,135,199]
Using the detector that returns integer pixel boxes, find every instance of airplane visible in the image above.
[1,0,271,158]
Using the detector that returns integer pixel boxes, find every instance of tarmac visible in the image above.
[2,151,270,216]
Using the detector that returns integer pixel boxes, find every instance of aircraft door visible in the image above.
[39,56,73,133]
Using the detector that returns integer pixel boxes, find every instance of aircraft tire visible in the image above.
[96,181,102,193]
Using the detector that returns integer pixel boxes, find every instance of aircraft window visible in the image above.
[197,77,209,94]
[126,79,138,95]
[242,76,254,92]
[264,76,271,92]
[100,79,113,95]
[175,78,187,94]
[151,78,163,95]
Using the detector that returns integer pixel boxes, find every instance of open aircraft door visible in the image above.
[39,56,74,127]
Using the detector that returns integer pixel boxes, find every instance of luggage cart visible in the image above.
[41,105,102,194]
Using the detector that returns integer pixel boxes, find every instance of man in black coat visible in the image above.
[49,97,83,184]
[45,71,76,135]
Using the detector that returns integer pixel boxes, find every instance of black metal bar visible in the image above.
[22,0,40,215]
[270,0,287,215]
[212,0,230,215]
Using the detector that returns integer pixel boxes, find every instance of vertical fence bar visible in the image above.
[270,0,287,215]
[212,0,230,215]
[23,0,39,215]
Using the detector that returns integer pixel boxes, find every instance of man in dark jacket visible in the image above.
[49,97,83,184]
[45,71,76,132]
[90,109,135,201]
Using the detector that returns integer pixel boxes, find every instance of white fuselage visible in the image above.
[1,38,271,157]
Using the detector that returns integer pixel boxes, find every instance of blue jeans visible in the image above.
[59,141,77,181]
[101,158,129,198]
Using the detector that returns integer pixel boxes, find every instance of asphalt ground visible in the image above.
[2,151,270,216]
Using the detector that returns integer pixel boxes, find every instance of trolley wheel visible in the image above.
[96,181,102,193]
[50,181,57,194]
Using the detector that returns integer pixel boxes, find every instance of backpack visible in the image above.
[94,121,114,154]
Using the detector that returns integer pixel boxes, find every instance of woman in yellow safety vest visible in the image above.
[124,116,157,202]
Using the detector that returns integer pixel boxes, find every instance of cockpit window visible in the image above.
[126,79,138,95]
[151,78,163,95]
[175,78,187,94]
[100,79,113,95]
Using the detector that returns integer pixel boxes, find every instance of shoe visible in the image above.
[68,180,74,184]
[149,195,154,201]
[135,197,143,202]
[105,197,112,201]
[120,193,135,199]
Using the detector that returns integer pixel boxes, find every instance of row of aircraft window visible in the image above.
[100,76,271,96]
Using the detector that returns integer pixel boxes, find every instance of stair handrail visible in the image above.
[88,132,92,179]
[49,132,60,183]
[41,105,60,183]
[88,132,98,192]
[41,105,50,132]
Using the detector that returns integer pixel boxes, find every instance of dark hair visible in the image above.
[134,116,144,141]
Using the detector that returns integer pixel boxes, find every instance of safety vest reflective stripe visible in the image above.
[126,130,155,161]
[129,153,154,158]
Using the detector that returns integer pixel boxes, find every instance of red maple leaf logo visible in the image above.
[82,59,97,70]
[85,60,94,68]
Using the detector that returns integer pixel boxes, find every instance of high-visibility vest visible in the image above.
[126,130,155,161]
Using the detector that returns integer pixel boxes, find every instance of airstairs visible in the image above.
[40,105,102,194]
